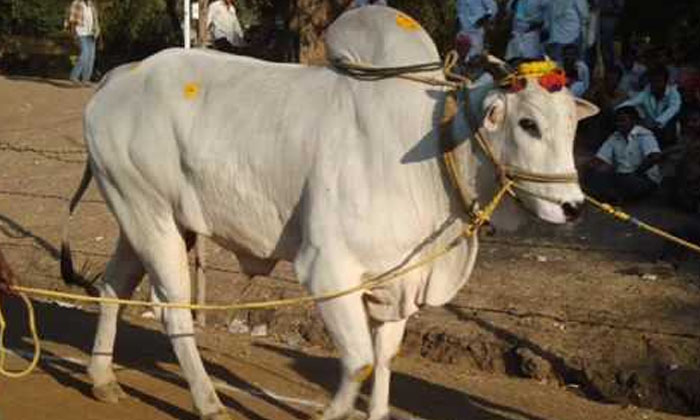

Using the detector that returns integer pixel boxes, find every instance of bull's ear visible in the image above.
[482,92,506,132]
[575,98,599,121]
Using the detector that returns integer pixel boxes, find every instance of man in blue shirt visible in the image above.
[598,0,625,72]
[505,0,549,62]
[545,0,589,64]
[619,65,682,149]
[456,0,499,61]
[563,43,590,97]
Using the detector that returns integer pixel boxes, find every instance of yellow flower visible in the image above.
[517,60,558,78]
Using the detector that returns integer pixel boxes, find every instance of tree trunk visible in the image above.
[295,0,352,64]
[198,0,209,47]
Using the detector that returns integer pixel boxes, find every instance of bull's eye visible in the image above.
[519,118,541,138]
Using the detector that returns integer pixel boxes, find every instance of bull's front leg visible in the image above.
[368,319,407,420]
[295,246,374,420]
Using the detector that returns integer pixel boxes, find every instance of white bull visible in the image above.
[61,7,597,420]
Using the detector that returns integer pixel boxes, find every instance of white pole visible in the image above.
[184,0,191,48]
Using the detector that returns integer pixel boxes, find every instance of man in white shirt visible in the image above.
[505,0,549,62]
[619,65,682,149]
[66,0,100,85]
[545,0,589,64]
[207,0,245,53]
[585,106,662,203]
[456,0,499,62]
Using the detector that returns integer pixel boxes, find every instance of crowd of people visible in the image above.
[452,0,700,215]
[62,0,700,213]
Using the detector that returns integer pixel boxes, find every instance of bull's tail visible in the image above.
[60,162,100,296]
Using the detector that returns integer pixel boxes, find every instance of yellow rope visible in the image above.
[584,194,700,255]
[0,292,41,378]
[0,181,513,379]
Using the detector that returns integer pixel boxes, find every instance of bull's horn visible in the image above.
[483,55,514,81]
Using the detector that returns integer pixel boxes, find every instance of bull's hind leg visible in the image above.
[367,319,407,420]
[126,221,229,420]
[295,248,374,420]
[88,233,145,403]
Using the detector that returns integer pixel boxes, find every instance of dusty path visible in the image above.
[0,301,692,420]
[1,75,700,420]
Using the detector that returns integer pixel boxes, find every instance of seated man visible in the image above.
[617,45,647,97]
[585,106,663,204]
[670,106,700,212]
[619,65,682,149]
[579,65,627,151]
[563,43,589,98]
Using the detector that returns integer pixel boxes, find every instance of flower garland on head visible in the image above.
[501,60,568,93]
[538,68,567,92]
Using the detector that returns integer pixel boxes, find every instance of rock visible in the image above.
[665,368,700,414]
[514,347,554,382]
[250,324,268,337]
[228,318,250,335]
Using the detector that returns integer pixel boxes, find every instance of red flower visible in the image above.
[538,69,567,92]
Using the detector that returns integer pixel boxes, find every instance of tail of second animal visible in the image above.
[60,162,100,296]
[0,248,15,295]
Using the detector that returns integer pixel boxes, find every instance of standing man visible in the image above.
[66,0,100,85]
[545,0,589,64]
[456,0,498,62]
[598,0,624,72]
[207,0,245,53]
[505,0,549,62]
[351,0,388,7]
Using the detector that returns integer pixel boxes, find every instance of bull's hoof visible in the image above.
[201,410,235,420]
[366,414,391,420]
[92,381,127,403]
[312,407,356,420]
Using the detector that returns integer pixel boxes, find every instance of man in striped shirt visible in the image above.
[66,0,100,85]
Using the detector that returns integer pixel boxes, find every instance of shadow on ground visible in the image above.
[0,296,308,419]
[255,342,550,420]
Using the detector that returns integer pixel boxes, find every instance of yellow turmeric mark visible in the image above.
[396,13,420,31]
[352,364,374,383]
[184,82,200,100]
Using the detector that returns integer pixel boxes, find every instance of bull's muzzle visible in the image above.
[561,201,584,222]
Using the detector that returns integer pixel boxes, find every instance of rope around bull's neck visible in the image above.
[329,50,466,88]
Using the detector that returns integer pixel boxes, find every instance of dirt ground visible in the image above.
[1,75,700,420]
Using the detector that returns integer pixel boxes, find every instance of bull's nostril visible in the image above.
[562,202,583,221]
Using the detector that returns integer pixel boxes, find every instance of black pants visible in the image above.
[584,170,657,204]
[213,38,246,54]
